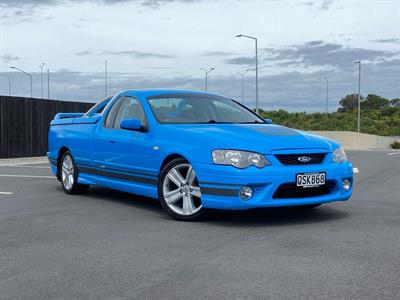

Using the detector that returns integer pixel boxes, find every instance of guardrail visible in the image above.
[0,96,94,159]
[309,131,399,150]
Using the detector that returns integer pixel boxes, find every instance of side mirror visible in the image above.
[120,118,142,131]
[264,118,272,124]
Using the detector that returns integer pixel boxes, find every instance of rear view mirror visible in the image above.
[120,119,142,131]
[264,118,272,124]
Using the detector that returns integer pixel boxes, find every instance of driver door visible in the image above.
[93,96,156,183]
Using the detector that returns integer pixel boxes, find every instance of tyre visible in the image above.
[59,151,89,194]
[158,158,205,221]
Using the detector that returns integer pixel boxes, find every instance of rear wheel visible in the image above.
[158,158,205,221]
[60,151,89,194]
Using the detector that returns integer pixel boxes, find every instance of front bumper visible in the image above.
[194,160,353,210]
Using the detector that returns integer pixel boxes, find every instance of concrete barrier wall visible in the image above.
[309,131,399,150]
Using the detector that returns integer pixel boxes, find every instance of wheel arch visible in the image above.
[159,153,188,173]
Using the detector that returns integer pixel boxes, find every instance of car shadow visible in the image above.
[205,206,349,227]
[58,186,349,226]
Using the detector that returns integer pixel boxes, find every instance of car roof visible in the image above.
[123,89,222,98]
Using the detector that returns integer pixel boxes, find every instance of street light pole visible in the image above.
[40,62,45,99]
[238,68,250,104]
[47,69,50,99]
[0,74,11,96]
[105,60,108,97]
[10,66,32,98]
[324,76,329,113]
[200,67,215,91]
[355,61,361,133]
[236,34,259,114]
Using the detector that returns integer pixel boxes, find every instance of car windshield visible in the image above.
[147,94,264,124]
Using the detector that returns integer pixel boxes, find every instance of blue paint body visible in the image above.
[48,89,353,210]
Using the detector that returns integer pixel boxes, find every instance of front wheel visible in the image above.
[60,151,89,194]
[158,158,205,221]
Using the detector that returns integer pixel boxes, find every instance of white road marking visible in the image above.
[0,192,14,195]
[388,152,400,156]
[0,175,55,179]
[353,167,359,174]
[9,165,50,169]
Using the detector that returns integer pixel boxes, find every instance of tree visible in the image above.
[362,94,389,109]
[338,94,362,112]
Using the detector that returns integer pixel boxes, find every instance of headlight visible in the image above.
[212,150,270,168]
[332,146,347,163]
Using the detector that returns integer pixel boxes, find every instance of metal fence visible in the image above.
[0,96,94,159]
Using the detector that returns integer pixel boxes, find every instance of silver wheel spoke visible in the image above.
[62,165,68,173]
[186,166,195,185]
[165,189,182,204]
[182,194,195,215]
[167,168,185,187]
[190,186,201,198]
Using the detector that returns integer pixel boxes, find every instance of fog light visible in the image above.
[343,179,351,191]
[240,186,253,200]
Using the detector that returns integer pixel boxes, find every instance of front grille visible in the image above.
[273,181,335,199]
[275,153,326,165]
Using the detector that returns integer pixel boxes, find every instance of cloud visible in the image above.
[102,50,175,59]
[371,38,400,44]
[76,50,175,59]
[225,41,397,71]
[76,50,93,56]
[0,0,201,7]
[319,0,334,10]
[0,54,20,63]
[2,60,398,113]
[225,56,255,66]
[202,51,235,57]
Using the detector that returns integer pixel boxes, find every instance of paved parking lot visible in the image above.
[0,151,399,299]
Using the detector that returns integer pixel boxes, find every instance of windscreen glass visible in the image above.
[147,94,264,124]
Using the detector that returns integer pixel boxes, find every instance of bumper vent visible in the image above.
[275,153,326,165]
[273,181,335,199]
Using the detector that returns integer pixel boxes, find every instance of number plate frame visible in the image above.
[296,172,326,188]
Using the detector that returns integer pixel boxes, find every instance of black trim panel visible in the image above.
[201,187,238,197]
[78,166,157,185]
[199,181,241,187]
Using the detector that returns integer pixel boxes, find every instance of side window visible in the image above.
[104,96,124,128]
[113,97,147,130]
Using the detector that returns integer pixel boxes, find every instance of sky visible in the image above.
[0,0,399,111]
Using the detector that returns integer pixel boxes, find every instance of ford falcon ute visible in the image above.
[48,89,353,221]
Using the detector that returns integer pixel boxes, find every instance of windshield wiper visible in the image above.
[239,120,264,124]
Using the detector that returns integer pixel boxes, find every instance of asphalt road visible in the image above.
[0,151,399,299]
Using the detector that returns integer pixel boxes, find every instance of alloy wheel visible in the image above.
[61,154,75,191]
[162,163,202,216]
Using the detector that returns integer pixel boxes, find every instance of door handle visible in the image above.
[108,140,116,144]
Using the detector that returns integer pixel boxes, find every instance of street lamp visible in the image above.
[47,68,50,99]
[10,66,32,98]
[236,34,259,114]
[238,68,250,104]
[0,74,11,96]
[200,67,215,91]
[324,76,329,113]
[105,60,108,97]
[354,61,361,133]
[40,62,45,99]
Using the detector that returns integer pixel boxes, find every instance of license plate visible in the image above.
[296,172,326,188]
